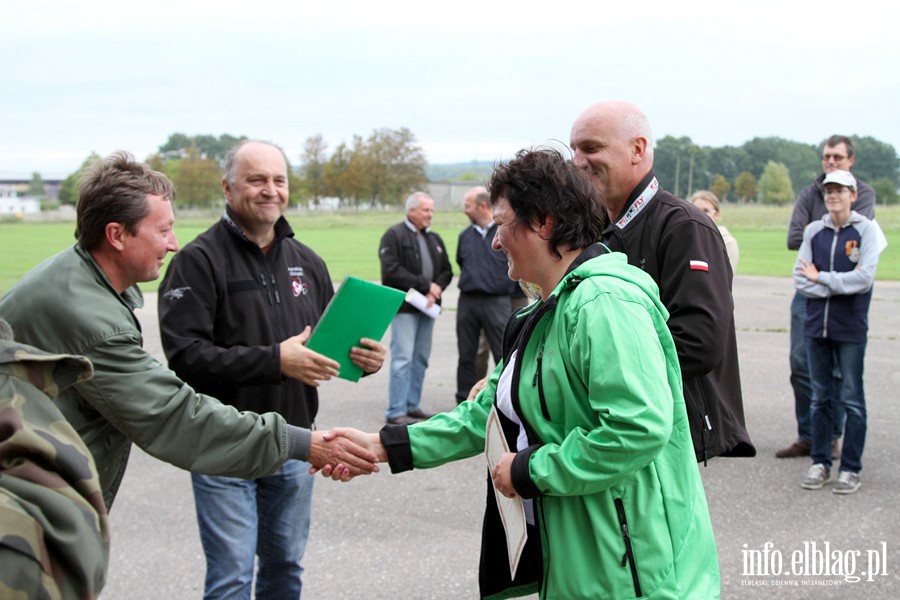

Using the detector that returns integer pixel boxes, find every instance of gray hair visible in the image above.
[405,191,432,211]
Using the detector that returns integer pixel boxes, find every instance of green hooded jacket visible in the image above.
[382,250,720,599]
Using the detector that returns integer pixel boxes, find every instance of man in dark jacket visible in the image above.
[158,140,386,599]
[570,100,755,463]
[455,186,520,404]
[777,135,877,459]
[379,192,453,424]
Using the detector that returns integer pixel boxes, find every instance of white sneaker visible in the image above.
[832,471,861,495]
[801,463,831,490]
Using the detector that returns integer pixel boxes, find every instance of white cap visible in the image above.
[822,170,857,192]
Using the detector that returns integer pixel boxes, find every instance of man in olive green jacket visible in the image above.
[1,318,109,599]
[0,152,377,509]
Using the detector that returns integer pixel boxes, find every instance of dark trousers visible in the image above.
[456,294,511,402]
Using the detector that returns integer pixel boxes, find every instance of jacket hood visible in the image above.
[822,209,866,230]
[552,246,668,320]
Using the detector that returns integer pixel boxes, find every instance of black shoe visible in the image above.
[406,408,435,420]
[386,415,418,425]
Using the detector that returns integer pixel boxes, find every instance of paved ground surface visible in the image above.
[101,275,900,599]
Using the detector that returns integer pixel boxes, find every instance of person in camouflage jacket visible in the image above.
[0,318,109,599]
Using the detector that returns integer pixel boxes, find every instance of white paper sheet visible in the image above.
[485,405,528,578]
[404,289,441,318]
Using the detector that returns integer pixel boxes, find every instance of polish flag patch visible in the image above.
[690,260,709,272]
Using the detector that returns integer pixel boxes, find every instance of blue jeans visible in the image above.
[387,312,434,419]
[790,292,844,441]
[192,460,315,599]
[807,338,867,473]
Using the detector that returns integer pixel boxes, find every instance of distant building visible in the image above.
[0,195,41,215]
[0,178,63,201]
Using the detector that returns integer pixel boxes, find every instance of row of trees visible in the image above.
[57,129,429,209]
[54,130,899,207]
[652,135,900,205]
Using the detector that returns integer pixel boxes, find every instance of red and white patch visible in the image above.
[689,260,709,272]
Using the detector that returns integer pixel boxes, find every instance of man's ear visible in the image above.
[632,136,649,165]
[222,178,233,203]
[105,222,127,251]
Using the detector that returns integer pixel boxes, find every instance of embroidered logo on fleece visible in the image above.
[163,287,191,300]
[846,240,860,263]
[288,266,308,297]
[689,260,709,272]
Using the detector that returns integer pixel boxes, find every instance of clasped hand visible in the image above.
[308,429,382,481]
[308,428,386,481]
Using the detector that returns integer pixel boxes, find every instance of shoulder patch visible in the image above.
[689,260,709,272]
[163,287,191,300]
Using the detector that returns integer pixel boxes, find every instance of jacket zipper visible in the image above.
[270,274,281,304]
[259,273,273,305]
[614,498,642,597]
[532,345,551,421]
[823,229,839,338]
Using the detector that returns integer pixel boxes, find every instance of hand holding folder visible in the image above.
[306,276,406,381]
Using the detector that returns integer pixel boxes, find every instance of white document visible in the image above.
[485,405,528,579]
[404,289,441,318]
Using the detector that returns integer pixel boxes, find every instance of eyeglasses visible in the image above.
[822,153,848,162]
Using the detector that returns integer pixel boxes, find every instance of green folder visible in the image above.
[307,276,406,381]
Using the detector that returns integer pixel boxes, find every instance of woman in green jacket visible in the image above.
[331,148,720,599]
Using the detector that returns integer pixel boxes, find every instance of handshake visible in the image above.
[308,428,387,480]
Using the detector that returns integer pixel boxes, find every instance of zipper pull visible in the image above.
[259,274,272,305]
[271,275,280,304]
[620,523,630,565]
[532,346,544,386]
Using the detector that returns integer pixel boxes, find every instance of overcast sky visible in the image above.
[1,0,897,179]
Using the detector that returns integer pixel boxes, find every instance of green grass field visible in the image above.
[2,205,898,296]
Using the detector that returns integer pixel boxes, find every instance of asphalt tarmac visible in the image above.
[101,275,900,599]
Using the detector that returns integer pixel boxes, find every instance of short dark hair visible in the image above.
[488,147,606,259]
[75,151,176,250]
[820,135,855,158]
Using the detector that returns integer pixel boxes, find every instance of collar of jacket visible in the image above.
[602,170,659,239]
[403,218,431,234]
[222,206,295,247]
[822,209,865,230]
[513,243,612,321]
[553,243,612,296]
[74,243,144,311]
